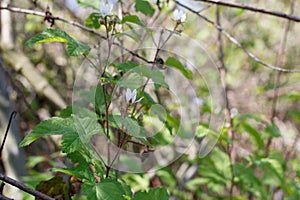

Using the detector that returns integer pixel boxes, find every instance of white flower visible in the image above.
[173,9,186,23]
[100,1,113,16]
[176,0,204,12]
[125,88,143,104]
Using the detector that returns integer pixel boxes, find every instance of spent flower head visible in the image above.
[173,9,186,23]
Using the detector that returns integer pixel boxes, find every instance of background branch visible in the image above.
[196,0,300,22]
[176,1,300,73]
[0,173,54,200]
[216,6,235,199]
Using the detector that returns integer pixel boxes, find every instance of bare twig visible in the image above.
[266,0,295,157]
[0,173,54,200]
[1,66,40,121]
[0,193,13,200]
[175,1,300,73]
[196,0,300,22]
[216,6,235,199]
[0,111,17,156]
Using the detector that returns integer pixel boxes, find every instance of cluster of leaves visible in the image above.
[20,1,195,199]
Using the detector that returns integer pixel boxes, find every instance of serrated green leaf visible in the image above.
[165,57,193,79]
[51,164,95,181]
[135,0,155,17]
[132,187,169,200]
[133,65,169,88]
[117,72,144,89]
[25,29,70,46]
[19,117,76,147]
[82,179,131,200]
[25,29,90,56]
[72,117,104,146]
[122,15,145,26]
[112,115,147,138]
[67,39,91,56]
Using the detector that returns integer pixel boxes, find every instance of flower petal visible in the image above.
[126,88,132,103]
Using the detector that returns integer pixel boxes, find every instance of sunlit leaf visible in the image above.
[19,117,76,147]
[25,29,90,56]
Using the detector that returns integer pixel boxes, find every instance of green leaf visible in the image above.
[264,123,281,138]
[233,163,266,198]
[260,158,284,186]
[133,65,169,89]
[19,117,76,147]
[77,0,100,10]
[195,124,218,138]
[82,179,132,200]
[135,0,155,17]
[165,57,193,79]
[67,38,91,56]
[241,122,264,149]
[25,29,90,56]
[59,106,73,118]
[51,164,95,181]
[157,168,177,187]
[114,61,139,73]
[132,187,169,200]
[117,72,144,90]
[112,115,147,138]
[85,12,102,29]
[122,15,145,27]
[185,178,209,191]
[72,117,104,145]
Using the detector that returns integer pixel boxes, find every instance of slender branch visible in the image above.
[196,0,300,22]
[0,194,13,200]
[0,6,105,39]
[216,6,235,199]
[0,6,150,64]
[175,1,300,73]
[0,111,17,156]
[0,173,54,200]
